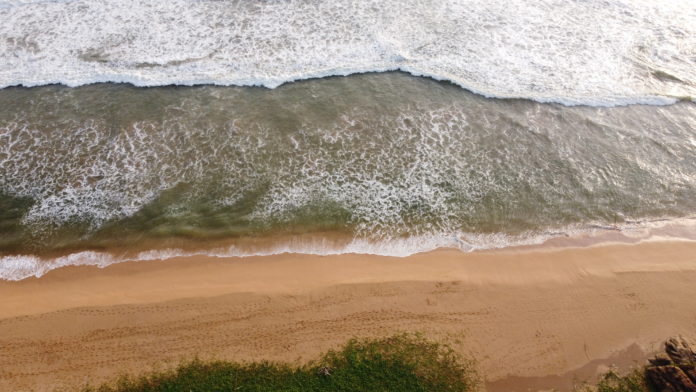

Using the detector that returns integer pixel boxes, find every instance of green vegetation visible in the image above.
[574,369,652,392]
[83,334,480,392]
[81,333,663,392]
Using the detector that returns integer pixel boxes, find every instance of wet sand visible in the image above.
[1,240,696,391]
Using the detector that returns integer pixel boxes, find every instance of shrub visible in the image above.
[83,333,480,392]
[575,369,652,392]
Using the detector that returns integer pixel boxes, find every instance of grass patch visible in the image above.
[574,369,652,392]
[82,333,480,392]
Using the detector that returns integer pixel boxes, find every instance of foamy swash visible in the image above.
[4,218,696,281]
[0,233,519,281]
[1,0,695,106]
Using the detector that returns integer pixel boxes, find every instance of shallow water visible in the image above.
[1,72,696,267]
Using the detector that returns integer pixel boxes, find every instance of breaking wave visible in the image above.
[1,0,695,106]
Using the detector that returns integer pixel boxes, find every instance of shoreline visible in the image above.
[2,240,696,391]
[3,215,696,282]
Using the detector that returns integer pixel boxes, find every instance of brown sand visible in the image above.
[1,240,696,391]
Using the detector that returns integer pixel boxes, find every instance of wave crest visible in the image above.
[1,0,695,106]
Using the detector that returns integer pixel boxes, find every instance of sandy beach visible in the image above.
[1,239,695,391]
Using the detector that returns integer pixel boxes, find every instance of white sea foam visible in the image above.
[3,218,696,281]
[1,0,695,106]
[0,235,465,281]
[0,232,579,281]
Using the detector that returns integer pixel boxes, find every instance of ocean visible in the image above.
[1,0,695,280]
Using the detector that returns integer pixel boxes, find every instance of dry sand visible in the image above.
[2,240,696,391]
